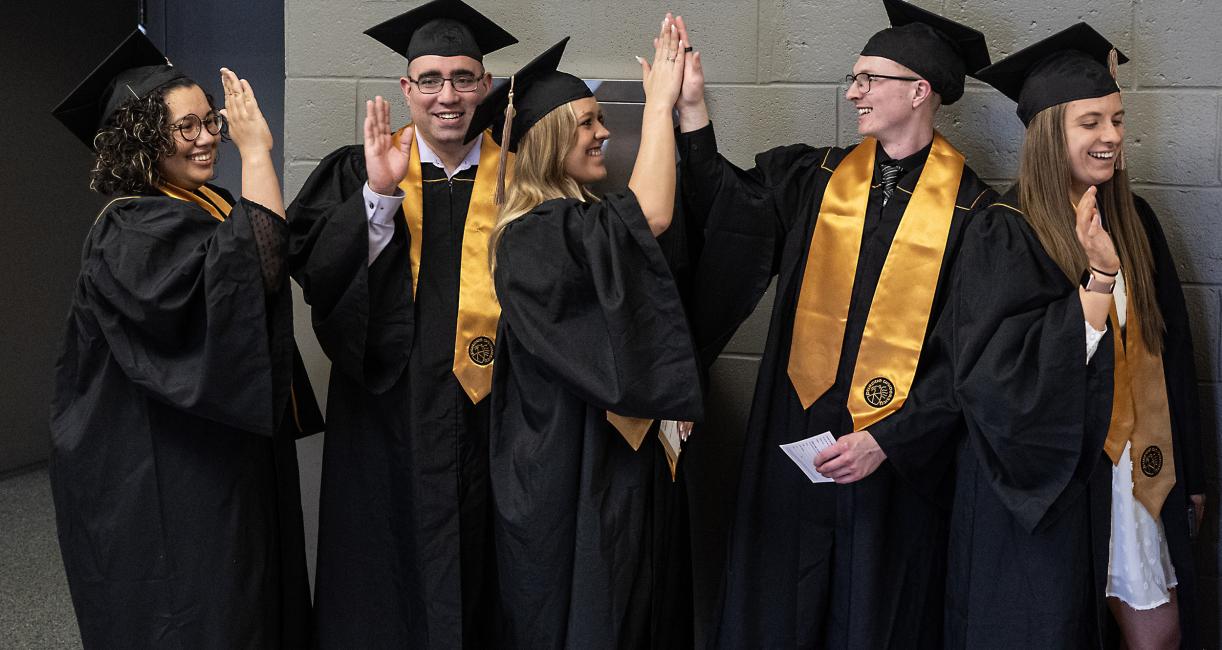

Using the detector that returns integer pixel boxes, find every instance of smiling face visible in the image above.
[844,55,926,142]
[156,84,218,190]
[401,55,491,151]
[1062,92,1124,197]
[562,97,610,185]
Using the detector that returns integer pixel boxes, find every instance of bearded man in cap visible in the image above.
[672,2,997,646]
[286,1,516,647]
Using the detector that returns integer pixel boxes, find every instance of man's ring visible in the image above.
[684,46,694,52]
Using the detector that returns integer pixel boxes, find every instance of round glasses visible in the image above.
[844,72,921,94]
[408,74,482,94]
[170,112,226,141]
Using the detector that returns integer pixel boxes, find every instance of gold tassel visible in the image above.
[494,75,516,205]
[1107,48,1127,171]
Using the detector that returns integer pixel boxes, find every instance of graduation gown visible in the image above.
[288,145,494,648]
[50,186,322,649]
[897,188,1204,648]
[490,192,704,649]
[677,123,995,649]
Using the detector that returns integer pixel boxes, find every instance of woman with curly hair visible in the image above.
[49,29,321,648]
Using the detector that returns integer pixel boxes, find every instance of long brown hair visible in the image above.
[488,100,595,274]
[1016,103,1164,353]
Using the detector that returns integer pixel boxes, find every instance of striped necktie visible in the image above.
[879,161,903,206]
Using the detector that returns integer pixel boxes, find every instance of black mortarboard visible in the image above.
[463,37,593,153]
[52,27,188,149]
[859,0,991,105]
[975,23,1127,126]
[365,0,517,63]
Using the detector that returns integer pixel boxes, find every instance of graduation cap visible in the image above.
[859,0,991,105]
[52,27,188,149]
[975,22,1127,126]
[365,0,517,63]
[463,38,592,202]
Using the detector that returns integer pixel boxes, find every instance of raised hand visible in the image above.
[364,96,412,195]
[673,16,705,111]
[220,68,273,158]
[1074,186,1121,274]
[637,14,686,111]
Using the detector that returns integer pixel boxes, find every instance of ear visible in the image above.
[399,76,412,101]
[911,79,934,109]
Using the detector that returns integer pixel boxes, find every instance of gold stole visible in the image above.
[158,182,232,220]
[392,127,510,404]
[787,133,964,431]
[1103,304,1176,518]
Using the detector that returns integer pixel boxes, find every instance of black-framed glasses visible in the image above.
[844,72,921,94]
[408,73,483,94]
[170,112,226,141]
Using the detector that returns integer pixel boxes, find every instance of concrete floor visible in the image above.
[0,467,81,649]
[0,434,325,649]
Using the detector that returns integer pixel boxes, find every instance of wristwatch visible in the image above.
[1080,268,1116,294]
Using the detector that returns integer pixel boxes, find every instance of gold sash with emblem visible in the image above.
[1103,303,1175,518]
[787,133,964,431]
[393,127,511,404]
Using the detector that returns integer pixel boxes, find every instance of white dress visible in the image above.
[1085,273,1178,610]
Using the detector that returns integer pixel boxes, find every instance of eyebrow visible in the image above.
[415,68,481,77]
[1077,109,1126,119]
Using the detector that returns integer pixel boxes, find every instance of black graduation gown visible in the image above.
[677,123,996,649]
[49,187,322,649]
[288,145,494,649]
[895,188,1203,648]
[490,192,704,649]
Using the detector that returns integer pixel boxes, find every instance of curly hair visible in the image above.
[88,78,206,196]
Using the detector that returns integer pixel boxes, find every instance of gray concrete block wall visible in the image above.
[285,0,1222,644]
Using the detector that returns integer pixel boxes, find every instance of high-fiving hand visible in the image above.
[1074,186,1121,274]
[638,14,687,110]
[220,68,273,158]
[364,96,413,195]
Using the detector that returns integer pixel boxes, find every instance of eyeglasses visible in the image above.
[408,73,483,94]
[844,72,921,94]
[170,112,226,141]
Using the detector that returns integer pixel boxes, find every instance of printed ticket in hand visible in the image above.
[779,431,837,483]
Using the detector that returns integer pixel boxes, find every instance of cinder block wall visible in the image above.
[284,0,1222,644]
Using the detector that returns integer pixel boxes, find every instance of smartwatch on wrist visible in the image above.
[1080,268,1116,294]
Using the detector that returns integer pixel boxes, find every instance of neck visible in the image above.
[1069,182,1090,205]
[877,123,934,161]
[422,132,476,175]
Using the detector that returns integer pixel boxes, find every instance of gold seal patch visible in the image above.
[468,336,495,366]
[864,377,895,409]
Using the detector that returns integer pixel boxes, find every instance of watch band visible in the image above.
[1080,268,1116,294]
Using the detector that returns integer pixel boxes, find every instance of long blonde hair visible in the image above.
[489,101,596,274]
[1017,103,1164,353]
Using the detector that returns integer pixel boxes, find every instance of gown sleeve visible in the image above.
[947,207,1114,532]
[286,145,414,393]
[494,192,703,421]
[678,123,832,366]
[83,197,287,435]
[1135,194,1206,497]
